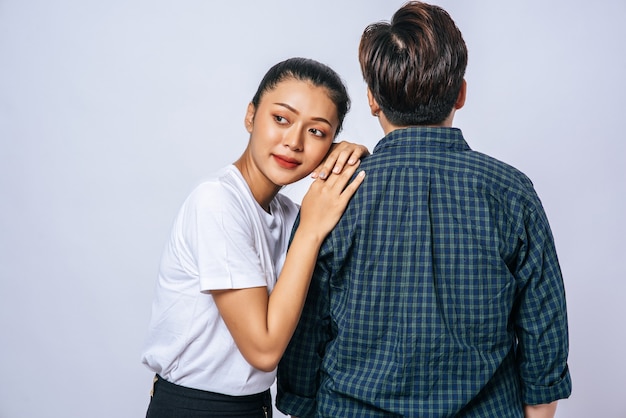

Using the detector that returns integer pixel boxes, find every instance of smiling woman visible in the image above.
[140,57,367,417]
[239,77,341,201]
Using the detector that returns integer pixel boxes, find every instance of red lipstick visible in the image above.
[273,155,300,169]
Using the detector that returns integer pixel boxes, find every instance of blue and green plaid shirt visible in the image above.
[277,127,571,417]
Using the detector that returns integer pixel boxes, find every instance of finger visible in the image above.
[331,150,354,174]
[348,145,370,164]
[310,162,323,179]
[339,170,366,199]
[312,142,342,180]
[331,144,370,174]
[312,158,337,181]
[324,142,355,177]
[321,147,352,179]
[315,142,370,179]
[317,158,337,180]
[323,158,361,189]
[329,168,365,207]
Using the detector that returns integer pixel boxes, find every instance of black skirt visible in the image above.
[146,375,272,418]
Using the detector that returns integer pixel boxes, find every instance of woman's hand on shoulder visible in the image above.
[311,141,369,180]
[299,159,365,241]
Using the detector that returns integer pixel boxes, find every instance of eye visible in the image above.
[274,115,289,124]
[309,128,326,138]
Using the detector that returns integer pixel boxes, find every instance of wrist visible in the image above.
[293,223,327,246]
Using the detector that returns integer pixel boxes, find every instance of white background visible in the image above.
[1,1,624,417]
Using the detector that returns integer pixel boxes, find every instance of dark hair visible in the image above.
[251,57,350,137]
[358,1,467,125]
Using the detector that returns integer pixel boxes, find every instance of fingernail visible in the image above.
[319,172,327,179]
[333,167,341,174]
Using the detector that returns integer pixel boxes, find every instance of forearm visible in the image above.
[265,227,323,355]
[524,401,558,418]
[211,228,322,372]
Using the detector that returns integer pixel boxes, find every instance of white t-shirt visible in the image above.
[141,165,300,396]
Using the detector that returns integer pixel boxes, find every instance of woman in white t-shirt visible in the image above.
[141,57,367,417]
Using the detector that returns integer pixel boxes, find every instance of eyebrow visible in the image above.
[274,102,333,127]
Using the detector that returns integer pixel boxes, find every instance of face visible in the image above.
[244,78,339,187]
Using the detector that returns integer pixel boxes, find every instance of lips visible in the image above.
[273,154,301,169]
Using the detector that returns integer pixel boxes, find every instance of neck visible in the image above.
[234,153,280,213]
[378,110,455,135]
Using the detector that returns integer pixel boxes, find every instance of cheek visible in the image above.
[252,119,281,142]
[305,141,333,167]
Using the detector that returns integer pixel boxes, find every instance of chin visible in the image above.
[270,168,307,186]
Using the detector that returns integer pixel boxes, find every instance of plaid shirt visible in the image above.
[277,127,571,417]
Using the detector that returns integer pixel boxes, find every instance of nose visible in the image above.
[283,128,304,151]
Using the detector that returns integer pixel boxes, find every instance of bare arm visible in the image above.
[212,161,365,371]
[524,401,558,418]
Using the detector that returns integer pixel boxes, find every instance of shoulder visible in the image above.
[169,167,259,234]
[185,166,251,210]
[468,151,540,205]
[469,151,531,181]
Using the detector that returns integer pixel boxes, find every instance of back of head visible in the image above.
[358,1,467,126]
[251,57,351,137]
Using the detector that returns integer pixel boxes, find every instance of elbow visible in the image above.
[243,352,281,373]
[254,361,279,373]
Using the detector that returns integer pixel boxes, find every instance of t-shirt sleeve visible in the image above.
[181,181,267,292]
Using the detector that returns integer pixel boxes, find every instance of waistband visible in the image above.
[152,374,270,401]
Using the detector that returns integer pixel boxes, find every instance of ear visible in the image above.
[454,79,467,110]
[367,88,381,117]
[244,102,256,133]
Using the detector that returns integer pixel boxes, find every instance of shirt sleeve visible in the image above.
[276,217,333,418]
[182,181,267,291]
[513,204,572,405]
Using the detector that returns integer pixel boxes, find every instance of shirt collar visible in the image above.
[373,126,471,154]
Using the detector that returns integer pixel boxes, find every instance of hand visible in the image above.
[523,401,558,418]
[311,141,369,180]
[299,159,365,241]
